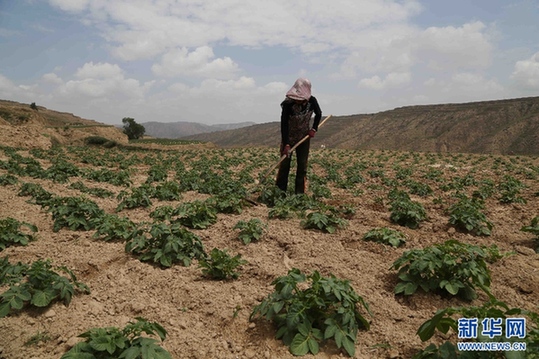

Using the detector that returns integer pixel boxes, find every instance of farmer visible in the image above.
[276,78,322,194]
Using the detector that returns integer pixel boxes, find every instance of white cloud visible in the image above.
[74,62,123,79]
[48,0,423,62]
[420,72,504,102]
[152,46,239,79]
[58,62,150,99]
[0,75,18,96]
[511,52,539,90]
[42,73,64,84]
[359,72,411,90]
[415,22,492,71]
[48,0,90,12]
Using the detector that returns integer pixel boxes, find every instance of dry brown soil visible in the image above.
[0,145,538,359]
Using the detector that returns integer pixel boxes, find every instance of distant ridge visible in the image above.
[141,120,256,138]
[181,96,539,155]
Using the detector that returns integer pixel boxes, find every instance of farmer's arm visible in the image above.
[311,96,322,131]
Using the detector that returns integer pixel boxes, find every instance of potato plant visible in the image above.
[0,218,37,250]
[301,210,348,233]
[0,258,89,317]
[45,196,105,232]
[69,181,114,198]
[448,196,493,236]
[91,213,141,242]
[388,189,427,229]
[391,240,504,301]
[18,182,53,206]
[0,174,18,186]
[153,181,182,201]
[250,268,371,357]
[61,317,171,359]
[84,168,132,187]
[199,248,247,280]
[125,222,206,267]
[521,216,539,252]
[234,218,267,244]
[363,227,406,247]
[173,200,217,229]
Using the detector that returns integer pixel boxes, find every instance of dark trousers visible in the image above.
[276,139,310,194]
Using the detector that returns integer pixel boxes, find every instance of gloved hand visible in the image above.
[281,144,291,158]
[309,128,316,138]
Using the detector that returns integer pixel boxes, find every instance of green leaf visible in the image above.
[31,289,55,307]
[290,333,309,356]
[119,346,140,359]
[0,302,11,317]
[404,282,418,295]
[342,336,356,357]
[444,282,459,295]
[89,336,117,354]
[324,324,337,339]
[307,337,319,355]
[334,328,344,348]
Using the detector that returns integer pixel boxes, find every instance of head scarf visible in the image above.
[286,78,311,101]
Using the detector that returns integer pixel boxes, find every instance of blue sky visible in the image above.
[1,0,538,125]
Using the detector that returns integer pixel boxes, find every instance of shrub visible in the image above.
[84,136,110,146]
[61,317,171,359]
[250,268,371,357]
[199,248,247,280]
[391,240,504,301]
[363,227,406,247]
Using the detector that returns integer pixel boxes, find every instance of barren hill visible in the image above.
[182,96,539,155]
[141,120,256,138]
[0,100,128,149]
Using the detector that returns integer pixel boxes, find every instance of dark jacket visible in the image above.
[280,96,322,146]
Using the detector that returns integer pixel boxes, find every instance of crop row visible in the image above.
[1,144,538,357]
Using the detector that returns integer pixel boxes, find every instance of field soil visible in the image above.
[0,144,538,359]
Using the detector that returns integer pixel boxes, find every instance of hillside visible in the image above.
[181,96,539,155]
[141,121,256,138]
[0,100,128,149]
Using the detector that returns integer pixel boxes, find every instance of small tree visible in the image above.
[122,117,145,140]
[30,102,38,111]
